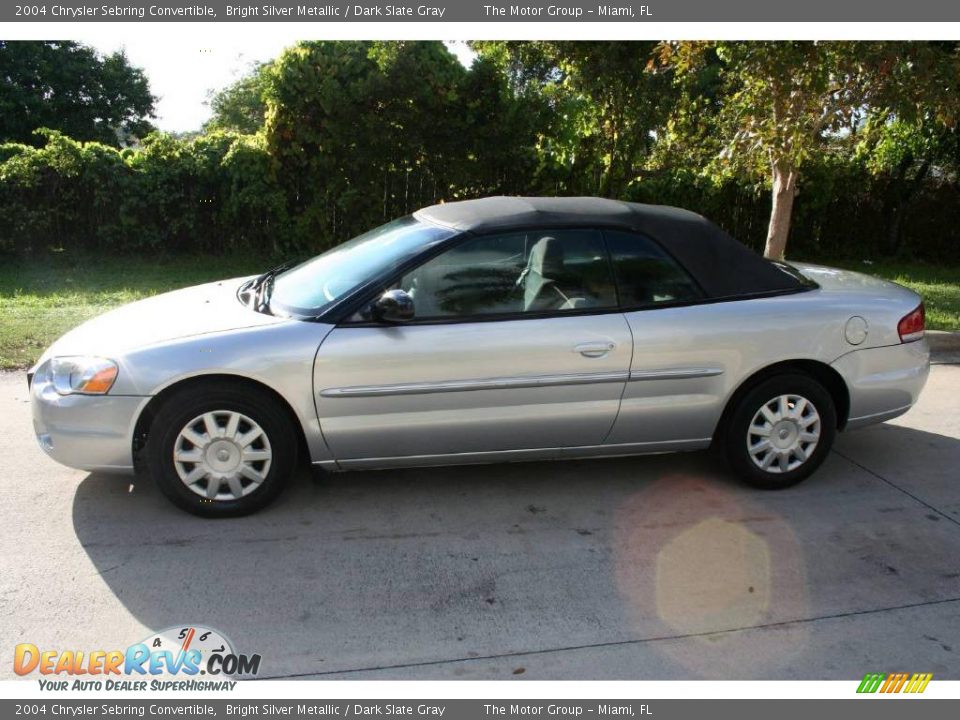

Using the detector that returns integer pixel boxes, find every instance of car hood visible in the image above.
[42,277,287,359]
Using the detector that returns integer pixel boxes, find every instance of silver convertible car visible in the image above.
[29,197,930,516]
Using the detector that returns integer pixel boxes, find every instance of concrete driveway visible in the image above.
[1,360,958,681]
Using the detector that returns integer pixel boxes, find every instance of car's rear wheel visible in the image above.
[724,373,836,489]
[145,382,297,517]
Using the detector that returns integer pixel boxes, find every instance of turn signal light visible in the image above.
[50,356,119,395]
[898,303,925,343]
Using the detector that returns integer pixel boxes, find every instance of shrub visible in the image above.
[1,125,956,263]
[0,130,289,256]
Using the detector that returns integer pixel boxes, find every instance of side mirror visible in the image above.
[372,289,415,323]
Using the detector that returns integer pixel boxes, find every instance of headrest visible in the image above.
[528,236,564,277]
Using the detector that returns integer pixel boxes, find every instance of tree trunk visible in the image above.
[598,138,617,198]
[763,161,798,260]
[885,158,931,256]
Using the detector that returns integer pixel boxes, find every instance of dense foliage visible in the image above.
[204,62,271,135]
[657,41,959,258]
[1,40,958,261]
[0,41,155,146]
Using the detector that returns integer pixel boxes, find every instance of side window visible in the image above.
[605,231,704,308]
[398,230,617,319]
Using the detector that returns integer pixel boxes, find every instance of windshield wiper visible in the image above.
[244,261,296,313]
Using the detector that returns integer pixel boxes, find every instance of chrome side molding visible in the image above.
[319,370,630,398]
[628,367,724,381]
[319,365,723,398]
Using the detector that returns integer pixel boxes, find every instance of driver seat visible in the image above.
[523,236,576,312]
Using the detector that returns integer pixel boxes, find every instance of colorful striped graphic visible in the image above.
[857,672,932,694]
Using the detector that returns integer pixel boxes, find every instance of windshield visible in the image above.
[268,216,455,317]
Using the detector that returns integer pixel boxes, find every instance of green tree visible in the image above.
[661,41,960,259]
[0,41,155,146]
[853,42,960,256]
[472,41,673,197]
[263,41,473,247]
[204,63,271,134]
[851,118,958,256]
[453,55,548,196]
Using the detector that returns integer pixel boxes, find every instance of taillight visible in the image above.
[898,303,925,343]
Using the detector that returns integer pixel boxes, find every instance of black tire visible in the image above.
[144,381,298,517]
[724,373,836,490]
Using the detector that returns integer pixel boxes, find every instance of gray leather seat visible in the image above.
[523,236,576,311]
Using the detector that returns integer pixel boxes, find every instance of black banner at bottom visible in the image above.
[3,700,959,720]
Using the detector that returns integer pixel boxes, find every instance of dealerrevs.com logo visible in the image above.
[14,626,261,691]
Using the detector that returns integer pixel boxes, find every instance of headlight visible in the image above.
[51,356,118,395]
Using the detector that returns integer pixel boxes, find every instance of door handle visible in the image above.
[574,342,616,358]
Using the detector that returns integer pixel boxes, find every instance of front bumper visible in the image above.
[831,339,930,430]
[30,363,148,474]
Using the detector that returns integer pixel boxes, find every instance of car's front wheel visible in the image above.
[724,373,837,490]
[145,382,298,517]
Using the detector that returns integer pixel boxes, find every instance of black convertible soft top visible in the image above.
[415,196,803,299]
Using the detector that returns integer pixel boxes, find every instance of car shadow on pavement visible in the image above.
[71,422,960,680]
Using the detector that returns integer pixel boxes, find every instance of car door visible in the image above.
[313,229,634,467]
[599,230,727,449]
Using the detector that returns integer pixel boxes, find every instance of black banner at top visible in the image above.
[5,0,960,23]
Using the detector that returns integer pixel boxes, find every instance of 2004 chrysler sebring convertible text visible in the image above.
[28,197,930,517]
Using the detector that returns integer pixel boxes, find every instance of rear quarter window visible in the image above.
[605,230,704,308]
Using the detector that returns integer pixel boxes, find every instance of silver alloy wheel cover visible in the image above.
[173,411,272,501]
[746,393,821,474]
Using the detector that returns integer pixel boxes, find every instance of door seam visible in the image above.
[599,313,635,444]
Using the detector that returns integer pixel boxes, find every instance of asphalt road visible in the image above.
[1,360,958,681]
